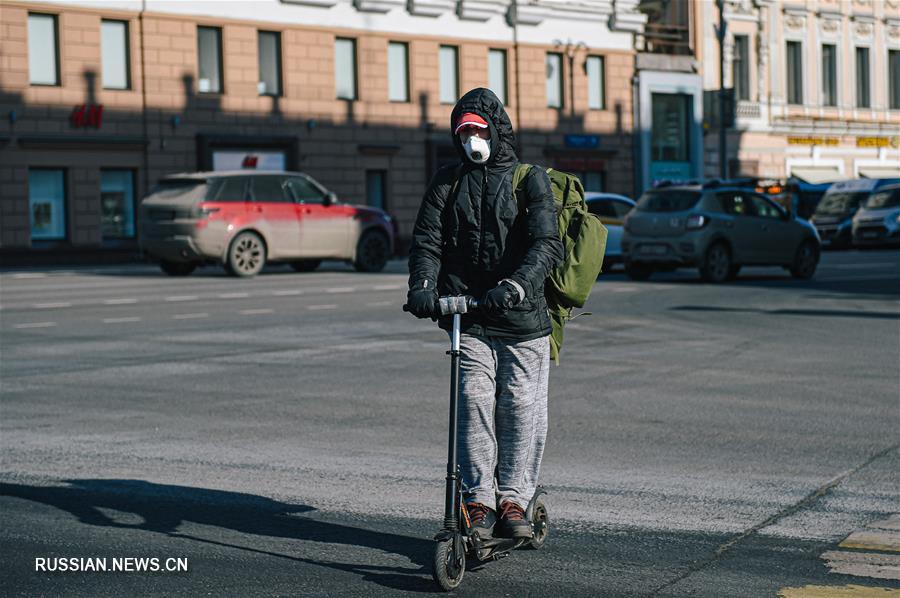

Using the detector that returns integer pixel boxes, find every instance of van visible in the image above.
[810,178,900,248]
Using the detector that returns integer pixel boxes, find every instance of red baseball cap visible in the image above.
[454,113,488,135]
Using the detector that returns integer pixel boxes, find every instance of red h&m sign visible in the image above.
[70,104,104,128]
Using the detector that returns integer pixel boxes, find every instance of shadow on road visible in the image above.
[670,305,900,321]
[0,479,438,593]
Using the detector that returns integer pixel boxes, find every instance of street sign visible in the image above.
[564,135,599,149]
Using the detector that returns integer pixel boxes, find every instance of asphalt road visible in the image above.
[1,251,898,597]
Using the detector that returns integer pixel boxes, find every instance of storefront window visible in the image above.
[100,170,136,239]
[29,169,66,241]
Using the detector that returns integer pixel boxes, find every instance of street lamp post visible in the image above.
[554,39,587,117]
[716,0,728,179]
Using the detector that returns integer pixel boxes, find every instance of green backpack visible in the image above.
[512,164,608,364]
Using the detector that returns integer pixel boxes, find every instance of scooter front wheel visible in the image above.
[432,537,465,591]
[527,496,549,550]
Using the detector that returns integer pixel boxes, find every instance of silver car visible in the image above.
[621,184,820,282]
[585,192,635,268]
[851,183,900,247]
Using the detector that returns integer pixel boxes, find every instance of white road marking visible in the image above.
[34,302,71,309]
[273,290,303,296]
[240,309,273,315]
[14,322,57,329]
[165,295,199,302]
[611,287,638,293]
[307,304,337,311]
[174,313,208,319]
[103,317,142,324]
[833,263,894,270]
[11,273,46,279]
[373,284,404,291]
[326,287,355,293]
[369,300,393,306]
[219,292,250,299]
[103,298,138,305]
[821,550,900,581]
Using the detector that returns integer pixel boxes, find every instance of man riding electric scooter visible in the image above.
[406,88,564,584]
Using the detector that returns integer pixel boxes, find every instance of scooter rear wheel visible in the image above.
[528,496,549,550]
[433,538,465,591]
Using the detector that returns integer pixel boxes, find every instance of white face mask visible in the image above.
[463,135,491,164]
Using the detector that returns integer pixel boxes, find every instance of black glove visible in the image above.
[406,281,438,320]
[482,281,520,314]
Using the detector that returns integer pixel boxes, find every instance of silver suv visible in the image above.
[621,184,820,282]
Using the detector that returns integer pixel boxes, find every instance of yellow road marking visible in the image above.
[840,530,900,553]
[778,584,900,597]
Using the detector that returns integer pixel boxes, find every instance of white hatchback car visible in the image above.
[585,192,636,268]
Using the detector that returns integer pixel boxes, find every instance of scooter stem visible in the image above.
[443,313,462,529]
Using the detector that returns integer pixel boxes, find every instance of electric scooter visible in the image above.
[413,295,550,591]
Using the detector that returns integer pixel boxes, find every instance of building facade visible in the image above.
[701,0,900,183]
[0,0,646,258]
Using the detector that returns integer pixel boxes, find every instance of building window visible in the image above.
[821,44,837,107]
[100,170,136,240]
[586,55,605,110]
[197,26,223,93]
[335,38,357,100]
[488,49,507,105]
[733,35,749,101]
[388,41,409,102]
[786,41,803,105]
[258,31,282,96]
[546,52,563,109]
[855,47,870,108]
[28,169,66,241]
[366,170,387,210]
[439,45,459,105]
[577,171,605,192]
[28,13,59,86]
[101,20,130,90]
[891,50,900,110]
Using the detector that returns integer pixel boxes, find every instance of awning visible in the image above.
[789,165,844,184]
[858,166,900,179]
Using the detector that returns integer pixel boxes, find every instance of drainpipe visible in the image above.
[139,0,149,198]
[511,0,523,157]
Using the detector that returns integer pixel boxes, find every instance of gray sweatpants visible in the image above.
[457,332,550,511]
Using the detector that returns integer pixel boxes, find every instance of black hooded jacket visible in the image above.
[408,88,564,340]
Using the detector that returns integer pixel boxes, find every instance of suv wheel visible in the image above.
[699,242,732,283]
[291,259,321,273]
[625,261,653,281]
[790,240,819,279]
[354,230,390,273]
[159,260,196,277]
[227,231,266,277]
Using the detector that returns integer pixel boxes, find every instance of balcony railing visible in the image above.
[642,22,692,55]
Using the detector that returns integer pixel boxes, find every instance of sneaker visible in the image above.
[465,502,496,540]
[497,501,532,539]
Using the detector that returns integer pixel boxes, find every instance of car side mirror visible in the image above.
[781,210,791,221]
[323,192,337,207]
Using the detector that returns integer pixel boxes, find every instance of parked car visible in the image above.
[139,171,396,277]
[811,178,900,249]
[584,192,635,268]
[621,182,820,282]
[851,183,900,247]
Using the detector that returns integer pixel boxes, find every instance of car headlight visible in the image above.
[887,211,900,227]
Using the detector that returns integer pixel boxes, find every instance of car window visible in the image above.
[612,200,633,219]
[251,176,290,202]
[749,194,783,219]
[865,188,900,209]
[212,177,248,202]
[286,177,325,204]
[717,191,755,217]
[635,190,702,212]
[587,201,616,219]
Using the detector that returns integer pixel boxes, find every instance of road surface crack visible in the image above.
[649,442,900,596]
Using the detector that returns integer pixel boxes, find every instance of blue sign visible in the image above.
[564,135,599,149]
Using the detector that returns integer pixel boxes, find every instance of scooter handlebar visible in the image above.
[401,295,479,316]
